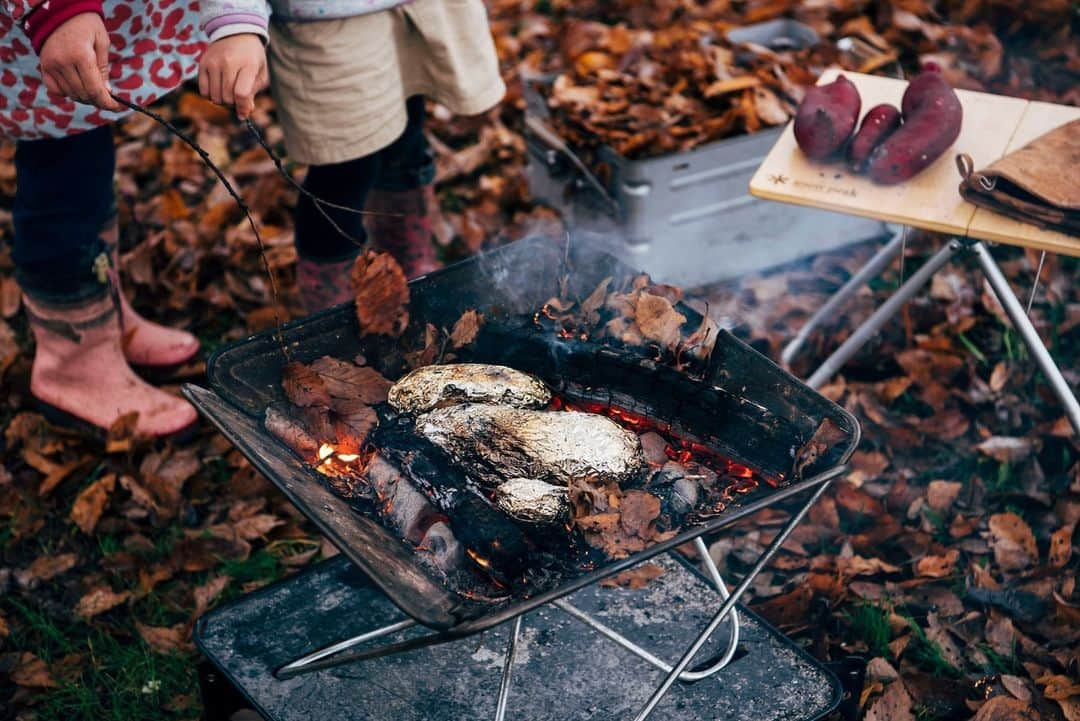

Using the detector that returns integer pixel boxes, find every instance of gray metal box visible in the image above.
[524,20,887,287]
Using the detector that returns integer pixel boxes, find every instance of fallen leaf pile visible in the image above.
[537,272,718,370]
[700,232,1079,721]
[0,0,1076,717]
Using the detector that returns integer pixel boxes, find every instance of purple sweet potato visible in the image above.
[793,75,862,161]
[847,103,902,173]
[866,69,963,185]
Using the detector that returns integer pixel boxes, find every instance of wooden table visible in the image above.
[748,70,1080,432]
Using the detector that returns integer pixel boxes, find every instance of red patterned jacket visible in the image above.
[0,0,205,138]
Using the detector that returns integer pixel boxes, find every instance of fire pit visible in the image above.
[183,236,858,717]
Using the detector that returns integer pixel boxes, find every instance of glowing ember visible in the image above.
[337,453,360,462]
[318,443,334,461]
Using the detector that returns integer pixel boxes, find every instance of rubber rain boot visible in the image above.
[296,252,359,315]
[101,220,199,368]
[365,185,442,279]
[24,290,198,438]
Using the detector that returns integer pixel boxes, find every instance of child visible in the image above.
[0,0,213,437]
[197,0,506,312]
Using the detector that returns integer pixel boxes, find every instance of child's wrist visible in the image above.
[204,17,268,44]
[24,0,105,54]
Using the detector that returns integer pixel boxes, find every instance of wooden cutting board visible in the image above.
[748,70,1080,257]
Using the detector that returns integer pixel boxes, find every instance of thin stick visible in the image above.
[1026,250,1046,316]
[244,119,399,249]
[111,95,290,359]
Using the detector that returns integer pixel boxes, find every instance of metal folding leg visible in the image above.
[631,478,834,721]
[804,238,962,389]
[782,226,905,366]
[796,237,1079,435]
[972,242,1080,433]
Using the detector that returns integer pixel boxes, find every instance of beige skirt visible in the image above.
[268,0,505,165]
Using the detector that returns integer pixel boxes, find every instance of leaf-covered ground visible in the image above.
[0,1,1077,719]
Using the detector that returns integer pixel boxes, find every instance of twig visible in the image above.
[111,94,291,360]
[243,119,399,248]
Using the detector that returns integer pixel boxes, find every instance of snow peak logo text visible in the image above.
[790,179,857,197]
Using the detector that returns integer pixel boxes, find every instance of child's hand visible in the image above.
[39,13,122,111]
[199,34,268,120]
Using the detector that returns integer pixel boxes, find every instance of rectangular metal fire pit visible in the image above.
[184,236,858,635]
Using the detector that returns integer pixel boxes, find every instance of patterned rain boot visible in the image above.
[296,252,360,315]
[24,290,198,438]
[101,219,200,368]
[365,185,442,279]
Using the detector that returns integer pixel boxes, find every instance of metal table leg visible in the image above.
[631,478,834,721]
[493,615,523,721]
[805,239,963,389]
[782,226,905,367]
[972,241,1080,434]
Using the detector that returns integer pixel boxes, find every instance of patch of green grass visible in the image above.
[844,600,892,658]
[5,596,197,721]
[981,643,1021,676]
[903,616,962,678]
[957,331,987,365]
[35,630,197,721]
[221,548,282,586]
[922,507,950,543]
[97,534,123,556]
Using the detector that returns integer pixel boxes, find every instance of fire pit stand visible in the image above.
[195,544,845,721]
[186,237,858,720]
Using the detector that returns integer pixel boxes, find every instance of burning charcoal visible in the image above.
[493,479,571,526]
[387,363,552,415]
[417,520,463,575]
[648,461,705,519]
[415,404,645,488]
[638,432,669,465]
[671,478,699,516]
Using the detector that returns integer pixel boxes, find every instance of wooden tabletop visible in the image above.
[748,70,1080,257]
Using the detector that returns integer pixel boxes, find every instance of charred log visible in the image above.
[372,417,530,583]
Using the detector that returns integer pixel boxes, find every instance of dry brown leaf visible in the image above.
[38,455,91,497]
[971,696,1039,721]
[865,680,913,721]
[193,576,230,618]
[926,480,962,513]
[15,553,77,589]
[976,437,1034,464]
[11,652,57,688]
[352,250,410,337]
[580,277,611,319]
[1000,675,1031,702]
[232,514,285,541]
[1040,675,1080,701]
[634,293,686,348]
[1048,524,1075,568]
[309,356,392,403]
[75,586,132,619]
[915,549,960,578]
[449,309,484,349]
[329,399,379,454]
[70,473,117,534]
[140,450,202,511]
[136,622,193,654]
[281,362,331,407]
[988,512,1038,571]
